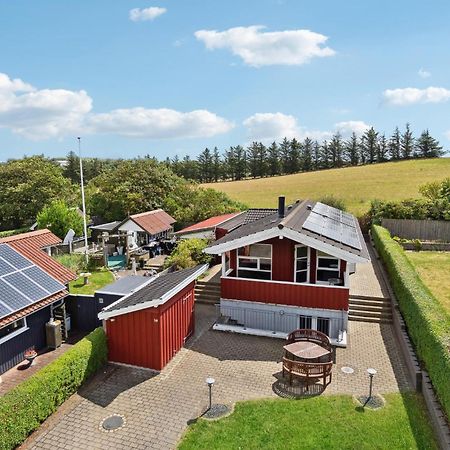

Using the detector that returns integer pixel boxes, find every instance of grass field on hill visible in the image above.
[203,159,450,215]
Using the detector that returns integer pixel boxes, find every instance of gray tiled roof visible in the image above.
[96,275,149,296]
[217,208,277,231]
[103,265,203,314]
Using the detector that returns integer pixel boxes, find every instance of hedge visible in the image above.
[0,327,107,450]
[372,225,450,419]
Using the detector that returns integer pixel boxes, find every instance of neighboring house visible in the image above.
[98,265,207,371]
[175,212,241,240]
[118,209,175,249]
[0,230,75,374]
[204,197,370,346]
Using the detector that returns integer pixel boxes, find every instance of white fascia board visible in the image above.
[204,228,280,255]
[280,228,369,263]
[118,219,145,232]
[204,225,368,264]
[98,264,208,320]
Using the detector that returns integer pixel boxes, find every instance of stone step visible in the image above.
[195,285,221,292]
[349,294,390,302]
[349,309,392,319]
[196,281,221,288]
[349,303,391,313]
[349,298,391,308]
[348,314,392,324]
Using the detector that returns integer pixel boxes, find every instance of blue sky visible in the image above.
[1,0,450,160]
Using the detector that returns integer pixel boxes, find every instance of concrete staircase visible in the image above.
[195,281,221,305]
[349,295,392,324]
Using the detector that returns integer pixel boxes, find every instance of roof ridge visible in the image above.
[130,209,163,218]
[0,228,58,243]
[278,200,309,229]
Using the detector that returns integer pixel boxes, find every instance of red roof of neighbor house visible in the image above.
[176,213,241,235]
[0,229,75,285]
[0,290,67,328]
[129,209,175,235]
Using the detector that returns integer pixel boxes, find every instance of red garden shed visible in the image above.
[98,265,207,371]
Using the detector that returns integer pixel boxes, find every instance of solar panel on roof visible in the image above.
[0,279,31,310]
[4,272,49,302]
[0,301,13,318]
[0,258,15,277]
[0,245,32,270]
[304,204,362,251]
[23,266,65,294]
[0,244,66,320]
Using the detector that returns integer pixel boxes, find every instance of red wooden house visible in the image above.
[204,197,370,346]
[98,265,207,370]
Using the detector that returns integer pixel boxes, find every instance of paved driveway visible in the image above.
[25,302,410,450]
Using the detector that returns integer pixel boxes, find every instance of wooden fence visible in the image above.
[381,219,450,242]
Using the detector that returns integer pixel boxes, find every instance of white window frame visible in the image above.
[316,251,340,285]
[237,244,272,280]
[294,245,310,284]
[0,317,29,345]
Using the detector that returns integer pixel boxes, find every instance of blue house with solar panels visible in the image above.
[0,243,69,374]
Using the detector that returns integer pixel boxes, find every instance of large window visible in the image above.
[0,318,28,344]
[294,245,309,283]
[237,244,272,280]
[317,317,330,335]
[299,315,312,329]
[316,251,341,285]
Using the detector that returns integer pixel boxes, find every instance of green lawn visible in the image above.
[68,270,115,295]
[406,251,450,314]
[202,158,450,215]
[179,393,436,450]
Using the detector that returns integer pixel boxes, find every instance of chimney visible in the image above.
[278,196,286,219]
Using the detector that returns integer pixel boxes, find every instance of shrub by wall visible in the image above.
[372,225,450,419]
[0,327,107,450]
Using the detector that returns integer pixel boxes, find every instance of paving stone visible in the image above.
[23,258,410,450]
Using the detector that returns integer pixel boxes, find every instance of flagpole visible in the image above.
[78,137,89,265]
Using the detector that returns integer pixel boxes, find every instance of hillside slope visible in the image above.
[203,159,450,215]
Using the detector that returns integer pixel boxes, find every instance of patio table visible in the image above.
[283,341,331,361]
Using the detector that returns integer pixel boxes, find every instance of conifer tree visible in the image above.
[361,127,378,164]
[247,142,260,178]
[401,123,414,159]
[234,145,247,180]
[320,140,331,169]
[64,151,80,183]
[212,147,222,181]
[329,133,344,168]
[377,134,389,162]
[301,137,313,172]
[416,130,443,158]
[267,141,280,176]
[312,141,321,171]
[345,132,359,166]
[389,127,401,160]
[279,137,291,174]
[257,142,268,177]
[198,148,213,182]
[288,138,301,173]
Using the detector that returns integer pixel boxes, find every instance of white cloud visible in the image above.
[129,7,166,22]
[334,120,371,137]
[243,112,299,141]
[87,108,233,139]
[0,72,233,140]
[444,130,450,141]
[0,73,92,139]
[418,68,431,78]
[383,87,450,106]
[194,25,335,67]
[243,112,371,142]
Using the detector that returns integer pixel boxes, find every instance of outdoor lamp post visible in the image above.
[364,368,377,406]
[206,377,215,411]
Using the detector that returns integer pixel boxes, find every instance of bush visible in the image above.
[165,238,212,270]
[316,195,347,211]
[0,328,107,450]
[372,225,450,419]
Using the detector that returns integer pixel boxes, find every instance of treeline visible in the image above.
[164,125,444,182]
